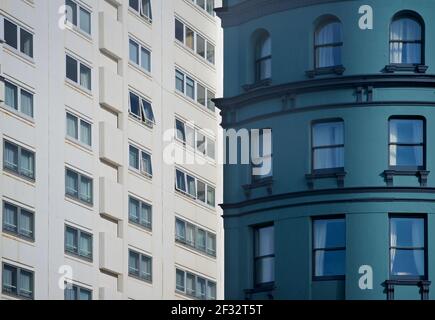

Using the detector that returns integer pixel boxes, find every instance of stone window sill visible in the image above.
[306,170,346,189]
[242,78,272,92]
[306,65,345,78]
[383,64,428,73]
[383,169,429,187]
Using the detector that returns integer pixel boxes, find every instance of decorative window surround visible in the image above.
[383,170,430,187]
[306,65,346,78]
[384,64,428,73]
[305,171,347,189]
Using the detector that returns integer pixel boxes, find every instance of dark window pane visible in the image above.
[314,218,345,249]
[20,29,33,58]
[315,250,345,277]
[255,257,274,284]
[66,56,78,83]
[175,19,184,42]
[66,0,78,26]
[129,92,140,117]
[129,0,139,11]
[4,19,18,49]
[391,249,425,277]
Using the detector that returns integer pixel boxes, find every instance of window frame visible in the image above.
[64,225,93,261]
[3,140,36,181]
[2,263,34,300]
[175,268,216,300]
[128,249,153,283]
[388,116,426,171]
[128,195,152,231]
[253,223,275,287]
[129,37,151,73]
[65,0,92,36]
[314,18,343,70]
[255,34,272,82]
[65,54,92,91]
[2,201,35,241]
[128,144,153,178]
[3,79,34,119]
[64,282,92,300]
[312,215,346,281]
[311,119,345,174]
[128,91,155,127]
[3,18,34,59]
[389,12,424,66]
[64,167,93,205]
[389,214,427,281]
[129,0,152,22]
[175,168,216,208]
[175,217,217,257]
[65,111,92,148]
[251,128,273,182]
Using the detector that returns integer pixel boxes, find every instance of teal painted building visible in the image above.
[214,0,435,300]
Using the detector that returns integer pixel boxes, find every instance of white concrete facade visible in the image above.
[0,0,223,300]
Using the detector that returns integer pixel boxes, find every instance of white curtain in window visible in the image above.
[390,219,397,274]
[80,122,91,146]
[197,278,206,299]
[65,286,76,300]
[316,22,342,68]
[5,82,18,109]
[141,48,150,71]
[79,177,92,202]
[140,203,151,226]
[19,211,33,237]
[129,40,139,64]
[207,186,215,206]
[207,282,216,300]
[197,229,206,250]
[79,65,91,90]
[141,0,152,19]
[129,146,139,169]
[20,30,33,58]
[176,270,185,291]
[314,221,327,276]
[186,274,195,295]
[186,224,195,246]
[20,91,33,117]
[390,18,421,64]
[187,176,196,197]
[80,234,92,257]
[411,219,424,275]
[141,153,152,175]
[176,220,186,240]
[20,150,34,178]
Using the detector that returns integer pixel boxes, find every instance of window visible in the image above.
[4,19,33,58]
[254,225,274,286]
[191,0,215,16]
[2,263,34,299]
[175,269,216,300]
[128,250,152,282]
[65,225,92,261]
[186,77,195,100]
[175,169,215,207]
[129,92,155,126]
[129,38,151,72]
[312,121,344,172]
[175,70,185,93]
[251,129,272,180]
[65,168,93,205]
[390,216,426,279]
[389,118,424,170]
[3,140,35,180]
[66,112,92,147]
[313,217,345,278]
[390,13,423,65]
[197,84,206,106]
[129,196,152,230]
[64,283,92,300]
[2,202,34,241]
[255,33,271,81]
[129,145,153,177]
[207,90,215,112]
[66,55,92,91]
[65,0,91,35]
[129,0,152,21]
[4,80,34,118]
[174,19,215,65]
[175,218,217,257]
[315,19,343,68]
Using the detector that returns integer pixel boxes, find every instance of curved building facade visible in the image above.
[215,0,435,300]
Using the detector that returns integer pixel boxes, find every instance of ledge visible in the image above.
[244,283,276,300]
[306,65,345,78]
[242,177,273,198]
[384,279,431,300]
[305,170,346,189]
[383,170,429,187]
[242,78,272,92]
[384,64,428,74]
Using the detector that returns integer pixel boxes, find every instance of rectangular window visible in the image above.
[2,201,33,240]
[2,263,34,299]
[313,217,346,279]
[207,90,215,112]
[4,19,33,58]
[129,0,152,21]
[254,225,275,286]
[175,70,185,93]
[196,34,206,58]
[312,121,344,172]
[2,202,34,241]
[207,42,215,64]
[65,168,93,205]
[129,38,151,72]
[186,77,195,100]
[197,83,206,106]
[389,118,424,170]
[3,140,35,180]
[251,129,273,180]
[129,92,155,126]
[175,19,184,43]
[66,55,92,91]
[64,283,92,300]
[175,169,215,207]
[390,215,426,279]
[175,268,216,300]
[66,112,91,147]
[129,196,152,230]
[65,0,91,35]
[206,0,215,16]
[4,80,34,118]
[129,145,153,177]
[128,250,152,282]
[175,217,216,257]
[65,225,93,261]
[185,27,195,50]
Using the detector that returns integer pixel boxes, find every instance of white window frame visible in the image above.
[175,217,217,257]
[129,0,152,22]
[64,282,92,300]
[175,268,216,300]
[65,167,93,205]
[129,37,151,73]
[128,249,153,283]
[128,195,152,230]
[174,118,215,160]
[2,201,35,241]
[2,263,34,300]
[3,79,34,119]
[128,91,155,128]
[64,0,92,36]
[175,168,216,208]
[128,144,153,178]
[2,17,34,60]
[65,111,92,148]
[3,140,36,181]
[64,224,93,261]
[65,54,92,92]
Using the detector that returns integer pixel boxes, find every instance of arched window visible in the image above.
[390,13,424,65]
[315,19,343,69]
[255,34,271,81]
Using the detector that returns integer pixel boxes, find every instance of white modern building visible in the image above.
[0,0,223,300]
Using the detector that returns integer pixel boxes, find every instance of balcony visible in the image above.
[98,12,123,60]
[99,67,123,114]
[99,232,123,275]
[99,121,123,167]
[99,177,123,221]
